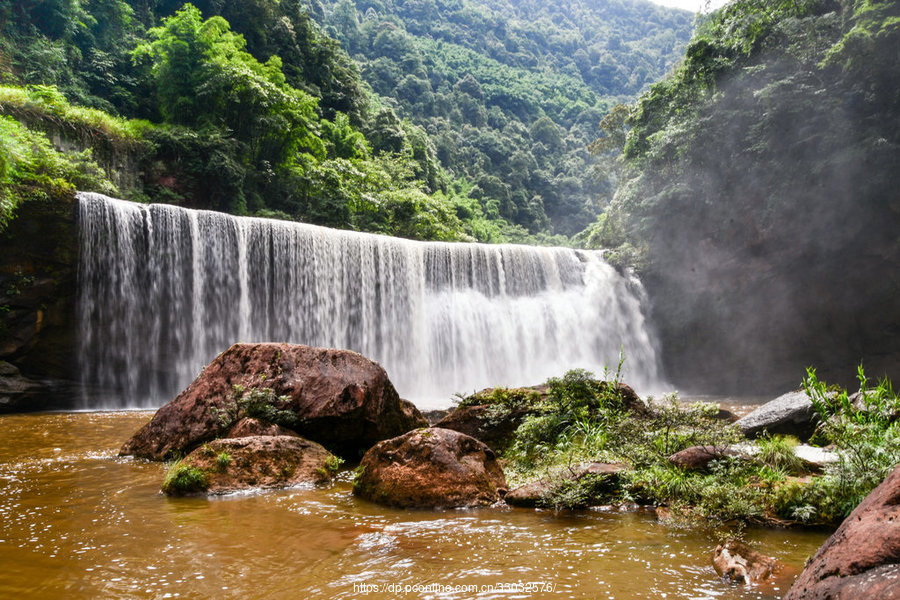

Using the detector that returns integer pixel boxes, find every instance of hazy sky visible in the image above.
[649,0,730,12]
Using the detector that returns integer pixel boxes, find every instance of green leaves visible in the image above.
[0,113,116,230]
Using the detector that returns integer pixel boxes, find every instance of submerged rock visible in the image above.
[505,462,625,508]
[713,540,784,585]
[162,435,337,496]
[120,343,426,460]
[735,390,819,441]
[353,428,507,509]
[784,463,900,599]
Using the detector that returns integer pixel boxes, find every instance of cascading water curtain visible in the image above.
[77,192,665,409]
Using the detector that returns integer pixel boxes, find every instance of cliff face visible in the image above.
[611,0,900,394]
[0,194,80,411]
[645,228,900,395]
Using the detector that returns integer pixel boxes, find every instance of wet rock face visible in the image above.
[0,196,79,412]
[734,391,819,441]
[0,361,43,412]
[120,343,427,460]
[784,463,900,599]
[162,435,336,496]
[353,428,508,509]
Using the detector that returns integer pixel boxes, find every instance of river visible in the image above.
[0,411,828,599]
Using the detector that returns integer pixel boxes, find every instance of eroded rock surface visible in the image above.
[162,435,336,496]
[120,343,426,460]
[227,417,299,439]
[784,463,900,599]
[354,428,507,509]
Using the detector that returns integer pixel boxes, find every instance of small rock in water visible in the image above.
[713,540,783,585]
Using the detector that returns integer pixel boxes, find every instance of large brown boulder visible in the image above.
[784,463,900,599]
[161,435,337,496]
[120,343,426,460]
[353,428,507,509]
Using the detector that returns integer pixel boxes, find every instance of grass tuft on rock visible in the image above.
[161,459,210,496]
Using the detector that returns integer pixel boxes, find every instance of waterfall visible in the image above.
[76,192,664,409]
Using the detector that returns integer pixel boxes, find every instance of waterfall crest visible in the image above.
[77,192,663,409]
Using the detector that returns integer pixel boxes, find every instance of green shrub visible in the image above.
[215,451,232,471]
[805,366,900,517]
[162,460,210,496]
[0,114,117,230]
[756,434,805,475]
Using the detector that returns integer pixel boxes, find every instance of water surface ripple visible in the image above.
[0,412,828,599]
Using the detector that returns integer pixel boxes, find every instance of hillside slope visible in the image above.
[312,0,695,234]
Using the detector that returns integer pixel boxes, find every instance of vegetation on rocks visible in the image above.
[211,385,302,432]
[469,365,900,530]
[161,459,210,495]
[0,107,117,230]
[161,435,341,496]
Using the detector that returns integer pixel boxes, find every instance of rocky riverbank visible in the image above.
[119,343,900,596]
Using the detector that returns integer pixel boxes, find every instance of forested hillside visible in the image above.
[0,0,693,241]
[314,0,694,234]
[0,0,490,241]
[588,0,900,392]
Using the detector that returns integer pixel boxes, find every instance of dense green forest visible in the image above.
[0,0,692,241]
[583,0,900,392]
[313,0,694,234]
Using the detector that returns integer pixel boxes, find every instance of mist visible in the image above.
[614,0,900,395]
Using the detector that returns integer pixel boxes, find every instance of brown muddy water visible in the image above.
[0,411,829,600]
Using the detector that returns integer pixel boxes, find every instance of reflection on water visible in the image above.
[0,412,828,599]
